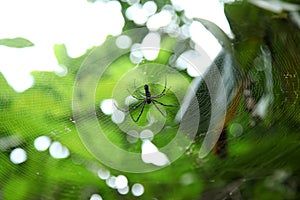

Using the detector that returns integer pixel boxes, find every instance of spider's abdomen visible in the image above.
[144,84,152,104]
[146,97,151,104]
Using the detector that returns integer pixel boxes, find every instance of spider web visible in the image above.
[1,2,300,200]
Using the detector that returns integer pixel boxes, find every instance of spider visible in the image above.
[116,80,175,122]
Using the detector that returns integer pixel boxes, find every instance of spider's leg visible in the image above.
[152,101,166,117]
[152,78,170,98]
[113,103,128,112]
[127,89,144,100]
[152,88,170,98]
[152,99,176,107]
[133,80,145,97]
[131,101,146,122]
[114,101,144,113]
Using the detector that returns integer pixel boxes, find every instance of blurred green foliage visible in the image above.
[0,0,300,199]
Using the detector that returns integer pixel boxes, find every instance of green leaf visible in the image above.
[0,37,34,48]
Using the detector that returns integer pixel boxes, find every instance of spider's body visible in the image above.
[116,80,175,122]
[144,84,152,104]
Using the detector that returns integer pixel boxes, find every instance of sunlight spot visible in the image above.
[147,9,173,31]
[125,3,139,20]
[34,136,51,151]
[127,0,139,5]
[141,32,160,61]
[180,24,191,39]
[116,35,132,49]
[118,186,129,195]
[187,66,202,77]
[175,50,211,77]
[131,43,143,56]
[189,21,222,60]
[141,140,170,166]
[0,65,34,92]
[10,148,27,164]
[126,130,139,143]
[180,173,196,185]
[126,3,148,25]
[106,176,117,189]
[90,194,103,200]
[130,52,144,64]
[166,23,180,38]
[170,0,184,11]
[131,183,144,197]
[97,168,110,180]
[100,99,115,115]
[130,43,144,64]
[112,109,125,124]
[142,139,158,153]
[0,0,124,91]
[49,141,69,159]
[140,129,154,140]
[125,95,138,106]
[143,1,157,16]
[115,175,128,189]
[171,0,232,37]
[187,67,201,77]
[175,50,197,70]
[229,123,243,137]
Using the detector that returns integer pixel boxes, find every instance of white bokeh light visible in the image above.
[116,35,132,49]
[49,141,70,159]
[143,1,157,16]
[126,3,148,25]
[130,43,144,64]
[229,123,244,137]
[141,140,170,166]
[97,168,111,180]
[100,99,116,115]
[126,1,158,26]
[112,109,125,124]
[10,148,27,164]
[106,176,117,189]
[115,175,128,189]
[141,32,161,61]
[125,95,138,106]
[180,173,196,185]
[126,130,139,143]
[90,194,103,200]
[147,9,173,31]
[175,49,212,77]
[140,129,154,140]
[118,186,129,195]
[131,183,144,197]
[34,136,51,151]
